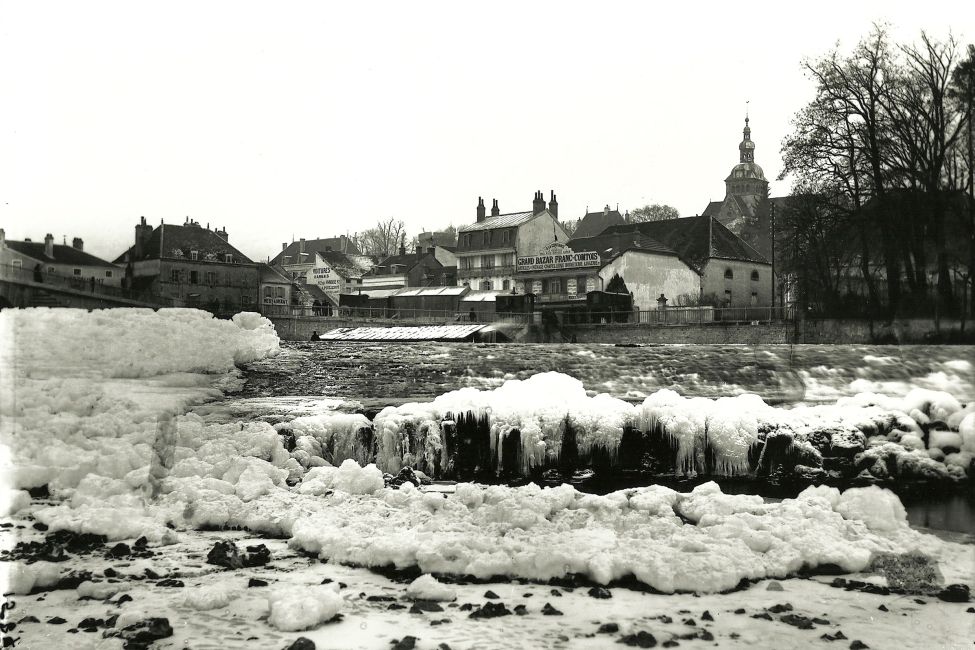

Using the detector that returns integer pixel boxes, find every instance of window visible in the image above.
[750,270,759,281]
[502,230,510,244]
[11,259,22,269]
[724,268,734,280]
[264,287,273,301]
[205,271,217,285]
[189,270,199,284]
[480,280,492,291]
[464,234,472,248]
[73,268,81,276]
[577,276,587,295]
[275,287,285,299]
[482,254,495,269]
[171,269,181,283]
[48,266,56,274]
[502,279,510,290]
[241,295,253,305]
[225,254,233,263]
[724,289,732,305]
[550,279,561,294]
[190,250,199,261]
[105,270,113,278]
[750,291,758,306]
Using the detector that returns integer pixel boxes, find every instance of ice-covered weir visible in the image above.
[367,372,975,482]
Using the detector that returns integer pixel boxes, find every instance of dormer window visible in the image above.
[190,250,199,261]
[225,254,233,263]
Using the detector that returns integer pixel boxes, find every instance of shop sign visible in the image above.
[517,251,599,272]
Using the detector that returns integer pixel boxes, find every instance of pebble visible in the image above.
[849,642,869,650]
[483,590,499,599]
[877,604,888,612]
[598,623,619,634]
[701,610,713,621]
[47,617,66,625]
[541,603,563,616]
[587,586,612,599]
[468,602,511,619]
[248,578,269,588]
[617,631,657,647]
[391,636,416,650]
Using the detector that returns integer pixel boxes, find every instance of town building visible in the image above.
[456,190,569,291]
[1,229,121,287]
[361,244,458,292]
[701,116,774,258]
[560,214,772,310]
[271,235,360,267]
[114,217,260,316]
[258,263,294,317]
[571,205,628,239]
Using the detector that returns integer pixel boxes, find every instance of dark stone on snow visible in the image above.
[701,610,713,621]
[849,642,869,650]
[913,598,926,604]
[391,636,416,650]
[243,544,271,567]
[699,630,714,641]
[32,522,48,531]
[56,570,93,590]
[458,603,473,611]
[483,590,499,599]
[662,642,679,648]
[766,581,784,591]
[768,603,793,613]
[682,618,695,626]
[542,603,563,616]
[78,618,104,628]
[155,578,184,588]
[751,612,773,621]
[587,587,612,599]
[387,603,407,610]
[937,584,970,603]
[366,595,395,602]
[206,540,243,569]
[106,543,131,558]
[830,578,847,588]
[47,617,66,625]
[283,639,315,650]
[967,607,975,613]
[117,617,173,648]
[877,604,888,612]
[28,485,49,498]
[617,631,657,647]
[410,600,444,613]
[320,578,333,584]
[143,568,160,580]
[18,616,39,624]
[106,615,118,628]
[437,644,452,650]
[657,615,673,624]
[550,588,562,597]
[468,602,511,619]
[813,617,831,625]
[598,623,619,634]
[248,578,269,588]
[780,614,815,629]
[116,594,133,605]
[514,604,527,616]
[733,608,745,615]
[134,536,148,548]
[104,567,118,578]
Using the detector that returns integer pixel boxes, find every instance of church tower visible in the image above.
[724,115,768,197]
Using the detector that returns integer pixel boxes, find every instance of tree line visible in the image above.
[779,25,974,322]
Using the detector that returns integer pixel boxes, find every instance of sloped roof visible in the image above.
[373,251,442,276]
[458,211,537,232]
[701,201,723,217]
[567,231,678,264]
[113,223,253,264]
[7,240,119,269]
[417,231,458,248]
[316,250,369,279]
[259,263,292,284]
[572,209,627,239]
[598,215,768,272]
[271,236,360,266]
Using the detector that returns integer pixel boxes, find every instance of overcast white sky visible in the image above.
[1,1,971,262]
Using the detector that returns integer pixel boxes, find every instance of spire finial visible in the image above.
[745,99,749,123]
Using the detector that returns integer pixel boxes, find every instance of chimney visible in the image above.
[282,242,287,251]
[548,190,559,219]
[399,239,406,256]
[44,233,54,258]
[491,199,500,218]
[604,204,611,215]
[72,237,84,251]
[214,226,229,241]
[476,196,486,222]
[533,190,545,215]
[0,228,5,247]
[299,238,305,255]
[134,216,153,258]
[339,234,348,252]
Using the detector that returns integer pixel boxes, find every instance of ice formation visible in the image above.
[406,574,457,601]
[266,584,344,631]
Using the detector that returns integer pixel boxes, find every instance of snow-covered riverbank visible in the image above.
[2,308,973,649]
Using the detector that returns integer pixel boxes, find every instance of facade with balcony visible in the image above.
[456,191,569,292]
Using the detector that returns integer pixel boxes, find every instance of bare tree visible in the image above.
[354,217,408,258]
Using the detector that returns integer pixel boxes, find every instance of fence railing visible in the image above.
[573,306,796,325]
[0,263,161,304]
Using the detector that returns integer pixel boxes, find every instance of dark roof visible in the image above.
[372,251,444,276]
[271,236,360,266]
[598,215,769,271]
[567,231,678,263]
[7,240,119,269]
[417,231,458,248]
[458,211,538,232]
[701,201,723,217]
[316,250,369,279]
[259,263,293,284]
[113,223,253,264]
[572,209,627,239]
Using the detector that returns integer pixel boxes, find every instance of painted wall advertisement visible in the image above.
[517,251,599,272]
[310,266,341,296]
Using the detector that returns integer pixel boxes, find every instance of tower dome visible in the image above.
[739,116,755,163]
[724,115,768,196]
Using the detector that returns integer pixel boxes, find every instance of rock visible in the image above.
[483,590,499,599]
[587,587,612,599]
[387,603,407,610]
[877,604,888,612]
[410,600,444,613]
[550,589,562,597]
[849,642,869,650]
[598,623,619,634]
[831,428,866,458]
[468,602,511,619]
[47,617,66,625]
[617,631,657,647]
[78,618,105,628]
[541,603,563,616]
[513,604,527,616]
[18,616,39,624]
[117,617,174,648]
[116,594,133,605]
[699,630,714,641]
[733,609,746,615]
[701,611,713,621]
[794,465,827,482]
[388,467,421,488]
[937,584,970,603]
[283,639,315,650]
[751,612,772,621]
[662,642,679,648]
[366,595,395,602]
[106,543,130,558]
[206,540,242,569]
[768,603,793,613]
[682,618,695,626]
[766,581,784,591]
[781,614,815,629]
[243,544,271,567]
[248,578,269,588]
[133,536,148,549]
[391,636,417,650]
[830,578,847,588]
[155,578,184,588]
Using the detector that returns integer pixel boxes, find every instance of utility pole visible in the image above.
[770,200,776,317]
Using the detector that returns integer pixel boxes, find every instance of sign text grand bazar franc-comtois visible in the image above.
[516,251,600,272]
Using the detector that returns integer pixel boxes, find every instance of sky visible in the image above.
[2,1,972,263]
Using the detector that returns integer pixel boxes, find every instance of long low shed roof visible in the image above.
[318,325,487,341]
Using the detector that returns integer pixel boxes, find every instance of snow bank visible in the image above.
[267,585,344,631]
[1,307,278,379]
[287,469,935,594]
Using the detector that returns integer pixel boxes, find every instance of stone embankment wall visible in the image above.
[797,318,970,344]
[568,322,793,345]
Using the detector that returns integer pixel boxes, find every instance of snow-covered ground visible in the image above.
[1,309,973,649]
